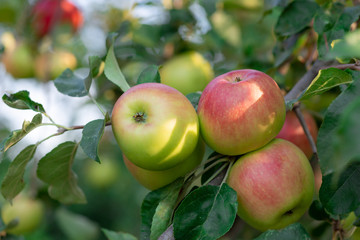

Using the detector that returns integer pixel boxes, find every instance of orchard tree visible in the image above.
[0,0,360,240]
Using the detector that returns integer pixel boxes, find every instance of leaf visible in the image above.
[84,56,103,91]
[80,119,105,163]
[2,90,45,113]
[254,223,311,240]
[37,142,86,204]
[274,0,319,38]
[102,229,137,240]
[319,162,360,216]
[141,179,183,240]
[308,200,330,221]
[317,71,360,175]
[173,183,237,240]
[328,29,360,59]
[1,145,37,201]
[186,92,202,111]
[104,44,130,92]
[299,68,353,100]
[0,114,42,152]
[54,69,88,97]
[137,65,160,85]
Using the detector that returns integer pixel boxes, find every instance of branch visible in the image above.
[57,121,112,134]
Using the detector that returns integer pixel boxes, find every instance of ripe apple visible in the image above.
[197,69,286,156]
[123,138,205,190]
[276,110,318,159]
[111,83,199,171]
[34,49,77,81]
[227,138,315,231]
[1,196,44,235]
[83,158,119,189]
[31,0,83,38]
[159,51,214,95]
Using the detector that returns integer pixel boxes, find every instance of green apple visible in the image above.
[197,69,286,156]
[1,196,44,235]
[83,158,119,189]
[123,138,205,190]
[111,83,199,171]
[227,139,315,231]
[159,51,214,95]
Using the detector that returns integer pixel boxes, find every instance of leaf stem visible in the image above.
[88,92,107,117]
[203,163,228,186]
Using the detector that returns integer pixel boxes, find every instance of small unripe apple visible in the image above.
[83,158,119,189]
[227,139,315,231]
[1,196,44,235]
[276,110,318,159]
[198,69,286,156]
[123,138,205,190]
[111,83,199,171]
[160,51,214,95]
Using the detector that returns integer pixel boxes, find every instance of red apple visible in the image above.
[227,138,315,231]
[276,110,318,159]
[197,69,286,155]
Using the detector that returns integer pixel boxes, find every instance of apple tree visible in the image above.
[0,0,360,239]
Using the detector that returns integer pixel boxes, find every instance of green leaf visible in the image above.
[319,162,360,216]
[317,71,360,175]
[102,229,138,240]
[141,179,183,240]
[173,183,237,240]
[1,145,37,201]
[308,200,330,221]
[275,0,319,38]
[137,65,160,85]
[56,208,99,240]
[84,56,103,91]
[186,92,202,111]
[2,90,45,113]
[0,114,42,152]
[254,223,311,240]
[299,68,353,101]
[80,119,105,163]
[54,69,88,97]
[328,29,360,59]
[104,44,130,92]
[37,142,86,204]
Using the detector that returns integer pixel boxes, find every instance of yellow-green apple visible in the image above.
[227,138,315,231]
[111,83,199,171]
[197,69,286,156]
[83,158,119,189]
[1,196,44,235]
[276,110,318,159]
[159,51,214,95]
[123,138,205,190]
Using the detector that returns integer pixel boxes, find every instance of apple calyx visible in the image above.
[234,77,242,82]
[133,112,146,123]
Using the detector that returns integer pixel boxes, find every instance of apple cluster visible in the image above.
[111,64,317,231]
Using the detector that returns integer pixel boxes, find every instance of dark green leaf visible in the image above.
[80,119,105,163]
[254,223,311,240]
[141,179,183,240]
[186,92,202,111]
[85,56,103,91]
[198,0,217,16]
[309,200,330,221]
[0,158,11,184]
[275,0,319,38]
[320,162,360,216]
[37,142,86,204]
[104,45,130,92]
[137,65,160,85]
[1,145,37,201]
[0,114,42,152]
[173,183,237,240]
[102,229,137,240]
[264,0,291,11]
[132,24,162,48]
[54,69,88,97]
[299,68,353,100]
[2,90,45,113]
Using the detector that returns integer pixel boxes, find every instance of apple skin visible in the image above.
[227,138,315,231]
[160,51,214,95]
[111,83,199,171]
[1,196,44,235]
[35,50,77,81]
[276,110,318,159]
[123,138,205,190]
[83,158,119,189]
[197,69,286,156]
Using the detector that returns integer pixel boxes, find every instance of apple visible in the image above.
[1,196,44,235]
[111,83,199,171]
[197,69,286,156]
[31,0,83,38]
[123,138,205,190]
[276,110,318,159]
[34,49,77,81]
[83,158,119,189]
[159,51,214,95]
[227,138,315,231]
